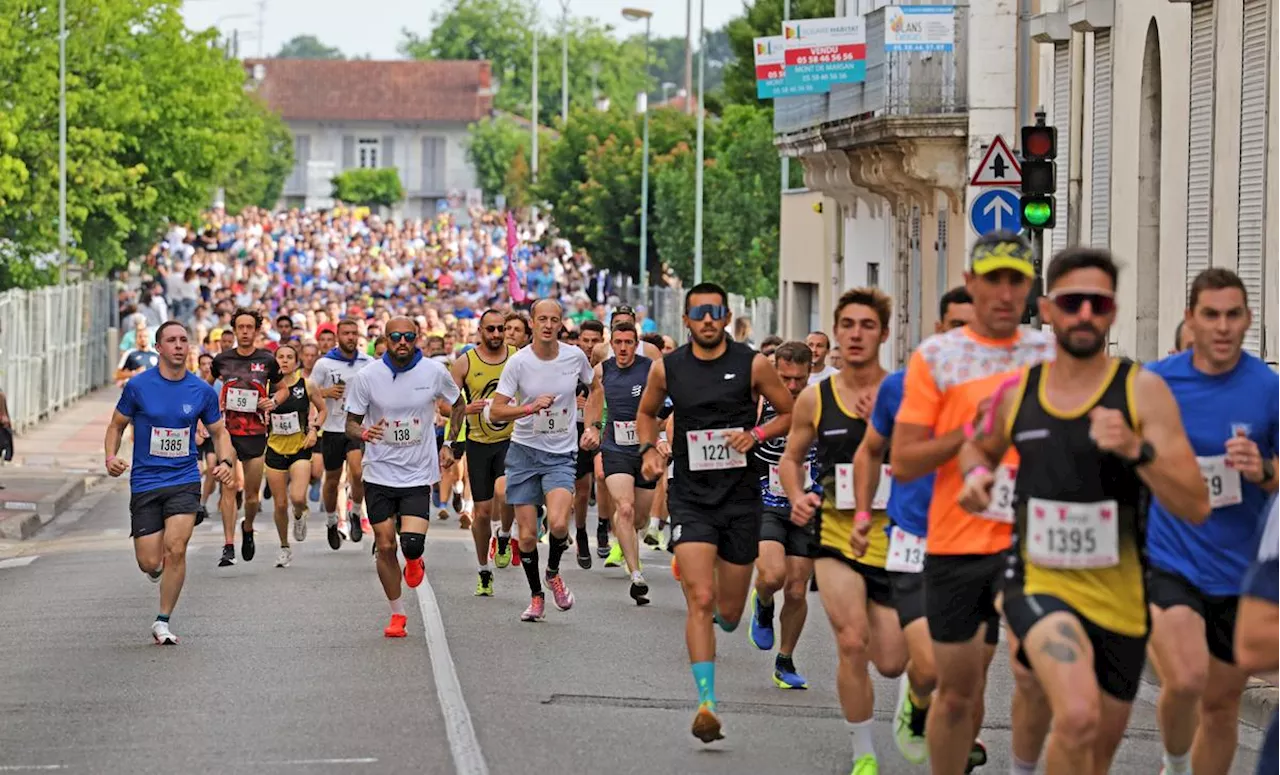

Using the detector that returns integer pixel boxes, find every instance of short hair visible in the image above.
[505,312,531,337]
[939,286,973,319]
[805,331,830,346]
[580,319,605,336]
[276,314,293,326]
[336,318,360,331]
[834,287,892,331]
[198,352,213,363]
[641,332,664,349]
[275,342,300,359]
[1188,267,1248,311]
[1173,320,1188,350]
[373,335,389,349]
[480,308,505,323]
[155,320,188,342]
[760,334,784,349]
[685,282,728,311]
[425,335,445,348]
[611,320,638,339]
[231,307,262,330]
[1045,247,1119,292]
[773,341,813,367]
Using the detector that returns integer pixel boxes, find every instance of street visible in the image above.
[0,482,1265,775]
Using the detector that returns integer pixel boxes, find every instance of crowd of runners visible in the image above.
[102,223,1277,775]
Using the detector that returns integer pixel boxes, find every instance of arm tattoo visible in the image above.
[1039,639,1078,663]
[1057,622,1085,648]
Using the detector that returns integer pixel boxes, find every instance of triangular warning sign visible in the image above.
[970,135,1023,186]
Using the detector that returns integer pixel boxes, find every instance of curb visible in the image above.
[0,474,98,540]
[1142,662,1278,730]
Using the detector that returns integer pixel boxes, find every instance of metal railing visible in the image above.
[614,279,778,344]
[0,280,116,434]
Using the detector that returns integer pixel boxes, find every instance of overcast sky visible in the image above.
[180,0,746,60]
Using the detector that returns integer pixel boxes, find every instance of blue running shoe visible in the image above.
[748,589,775,651]
[308,480,321,503]
[772,665,809,690]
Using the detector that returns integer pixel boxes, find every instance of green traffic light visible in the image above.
[1022,200,1053,227]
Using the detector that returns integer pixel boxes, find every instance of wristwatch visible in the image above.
[217,458,234,469]
[594,421,605,430]
[637,442,656,458]
[1122,441,1156,468]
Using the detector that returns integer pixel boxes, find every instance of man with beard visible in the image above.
[956,247,1208,774]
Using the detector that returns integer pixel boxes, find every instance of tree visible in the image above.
[465,114,553,207]
[277,35,345,60]
[723,0,834,106]
[648,28,732,104]
[331,168,405,209]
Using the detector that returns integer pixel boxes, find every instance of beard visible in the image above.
[691,327,725,348]
[1056,325,1107,358]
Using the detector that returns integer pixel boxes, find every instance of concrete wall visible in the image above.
[778,190,835,341]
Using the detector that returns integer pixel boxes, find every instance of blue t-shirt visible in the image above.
[1145,351,1280,595]
[116,369,221,495]
[870,370,932,538]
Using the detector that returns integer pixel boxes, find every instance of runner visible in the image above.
[505,312,531,349]
[1144,267,1279,775]
[780,288,904,775]
[104,321,235,644]
[490,298,594,622]
[851,286,976,765]
[264,344,327,568]
[1235,495,1278,775]
[805,331,837,385]
[746,340,819,690]
[195,352,220,509]
[955,247,1209,774]
[573,320,605,566]
[581,320,656,604]
[211,308,282,567]
[635,282,795,743]
[310,319,373,548]
[343,316,461,638]
[299,341,325,504]
[451,308,520,596]
[890,231,1056,775]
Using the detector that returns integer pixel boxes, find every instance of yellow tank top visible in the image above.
[464,345,518,443]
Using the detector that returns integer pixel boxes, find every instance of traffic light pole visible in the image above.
[1030,228,1045,329]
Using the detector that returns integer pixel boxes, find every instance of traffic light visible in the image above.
[1020,120,1058,231]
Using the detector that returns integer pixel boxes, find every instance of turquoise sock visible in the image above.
[691,661,716,707]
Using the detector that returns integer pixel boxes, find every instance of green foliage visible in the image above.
[723,0,834,106]
[277,34,345,59]
[647,28,731,101]
[465,114,554,207]
[331,168,405,209]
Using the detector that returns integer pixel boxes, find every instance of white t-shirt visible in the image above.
[808,365,838,386]
[496,344,593,455]
[345,355,460,488]
[309,350,374,433]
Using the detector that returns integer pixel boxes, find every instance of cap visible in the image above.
[611,304,636,320]
[315,323,338,337]
[970,235,1035,277]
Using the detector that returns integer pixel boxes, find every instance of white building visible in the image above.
[243,59,492,219]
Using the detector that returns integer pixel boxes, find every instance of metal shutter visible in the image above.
[1186,1,1216,297]
[1090,31,1111,248]
[342,136,355,169]
[1238,0,1271,356]
[421,137,445,193]
[936,203,949,301]
[910,205,922,349]
[1052,43,1070,255]
[381,136,396,170]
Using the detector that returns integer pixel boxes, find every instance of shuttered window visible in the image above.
[936,203,949,301]
[1089,31,1112,248]
[421,137,446,193]
[1237,0,1271,356]
[909,205,922,349]
[1051,43,1071,255]
[381,136,396,171]
[1185,0,1216,297]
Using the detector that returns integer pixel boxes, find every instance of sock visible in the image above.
[1162,752,1191,775]
[389,598,405,616]
[649,516,660,530]
[775,652,796,672]
[848,719,875,761]
[1010,757,1037,775]
[497,529,511,553]
[478,563,491,573]
[691,661,716,707]
[757,591,775,612]
[547,533,569,573]
[522,546,543,595]
[155,613,170,623]
[328,511,338,522]
[908,686,930,709]
[576,526,589,542]
[463,499,473,513]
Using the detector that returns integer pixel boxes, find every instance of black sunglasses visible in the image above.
[1050,292,1116,316]
[687,304,728,321]
[387,331,418,344]
[482,325,504,333]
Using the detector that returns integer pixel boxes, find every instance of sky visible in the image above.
[180,0,746,60]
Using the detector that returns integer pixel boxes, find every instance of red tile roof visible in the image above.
[242,59,493,123]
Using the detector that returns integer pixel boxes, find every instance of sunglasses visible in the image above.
[1050,291,1116,316]
[687,304,729,321]
[482,325,504,333]
[387,331,418,344]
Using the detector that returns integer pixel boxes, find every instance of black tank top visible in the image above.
[814,376,867,497]
[666,340,759,506]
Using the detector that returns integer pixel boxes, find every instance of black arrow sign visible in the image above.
[991,155,1008,179]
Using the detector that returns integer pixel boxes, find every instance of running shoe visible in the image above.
[452,490,463,513]
[147,567,163,584]
[545,573,574,611]
[308,480,321,503]
[241,524,256,562]
[510,542,521,567]
[336,515,350,542]
[643,524,662,547]
[851,754,878,774]
[965,739,987,773]
[459,511,471,530]
[691,702,723,743]
[773,663,809,690]
[537,513,548,542]
[358,515,371,539]
[292,507,309,543]
[748,588,775,651]
[384,613,407,638]
[326,514,341,550]
[576,535,592,569]
[520,594,546,622]
[596,525,610,558]
[151,620,178,645]
[604,542,624,568]
[404,557,426,588]
[893,674,928,764]
[218,544,235,567]
[275,546,293,568]
[475,569,495,597]
[629,573,650,606]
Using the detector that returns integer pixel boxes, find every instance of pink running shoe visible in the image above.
[546,573,574,611]
[520,595,546,622]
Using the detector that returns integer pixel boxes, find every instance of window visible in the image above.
[357,138,380,169]
[867,262,880,289]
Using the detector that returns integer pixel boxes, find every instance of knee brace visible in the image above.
[400,532,426,560]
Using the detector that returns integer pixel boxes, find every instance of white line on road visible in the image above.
[102,529,124,537]
[0,556,38,569]
[416,578,489,775]
[0,766,67,771]
[258,758,378,766]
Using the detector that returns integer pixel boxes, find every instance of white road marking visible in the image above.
[259,759,378,766]
[415,577,489,775]
[0,556,38,569]
[102,528,124,537]
[0,766,67,771]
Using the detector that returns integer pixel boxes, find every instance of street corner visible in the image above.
[0,467,106,540]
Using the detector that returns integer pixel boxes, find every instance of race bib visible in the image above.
[1026,497,1120,569]
[667,461,674,480]
[613,420,639,446]
[768,462,811,497]
[687,429,747,471]
[885,526,926,573]
[225,386,259,413]
[149,427,190,458]
[385,418,424,447]
[872,464,893,510]
[979,464,1018,524]
[532,407,572,435]
[1198,455,1243,509]
[834,463,855,510]
[271,412,301,436]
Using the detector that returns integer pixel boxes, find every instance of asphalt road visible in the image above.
[0,482,1265,775]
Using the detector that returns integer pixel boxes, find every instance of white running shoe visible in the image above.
[151,620,178,645]
[276,546,293,568]
[293,507,309,542]
[147,566,163,584]
[334,513,350,542]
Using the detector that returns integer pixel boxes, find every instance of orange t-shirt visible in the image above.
[896,326,1056,556]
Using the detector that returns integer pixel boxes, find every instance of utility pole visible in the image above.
[781,0,791,192]
[58,0,67,283]
[560,0,570,125]
[683,0,693,113]
[256,0,266,58]
[531,2,539,220]
[692,0,705,284]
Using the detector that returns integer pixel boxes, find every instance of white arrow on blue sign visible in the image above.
[968,188,1021,236]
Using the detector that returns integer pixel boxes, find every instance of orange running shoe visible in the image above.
[384,613,407,638]
[404,557,426,588]
[672,556,681,582]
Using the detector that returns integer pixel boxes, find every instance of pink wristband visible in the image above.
[523,404,536,416]
[965,465,991,482]
[105,455,116,464]
[750,426,766,443]
[854,511,872,523]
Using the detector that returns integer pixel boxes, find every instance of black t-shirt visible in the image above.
[122,350,159,372]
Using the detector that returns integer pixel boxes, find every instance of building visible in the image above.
[243,58,494,218]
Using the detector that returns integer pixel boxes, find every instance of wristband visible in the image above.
[964,465,991,483]
[105,455,116,464]
[361,427,372,442]
[750,426,766,444]
[523,404,536,416]
[217,458,233,469]
[963,420,975,439]
[854,511,872,523]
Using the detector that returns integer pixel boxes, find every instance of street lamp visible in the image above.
[560,0,570,125]
[58,0,66,283]
[693,0,705,284]
[622,7,653,294]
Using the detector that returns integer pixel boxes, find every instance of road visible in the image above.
[0,482,1265,775]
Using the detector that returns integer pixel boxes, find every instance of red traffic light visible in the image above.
[1021,125,1057,161]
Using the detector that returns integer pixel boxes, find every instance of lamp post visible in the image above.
[560,0,570,125]
[623,8,653,294]
[693,0,705,284]
[530,1,539,219]
[58,0,66,283]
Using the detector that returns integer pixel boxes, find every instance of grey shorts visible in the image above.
[504,441,577,506]
[759,506,817,558]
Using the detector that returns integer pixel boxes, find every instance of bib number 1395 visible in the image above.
[687,429,746,471]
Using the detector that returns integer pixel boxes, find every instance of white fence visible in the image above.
[615,280,779,343]
[0,281,116,434]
